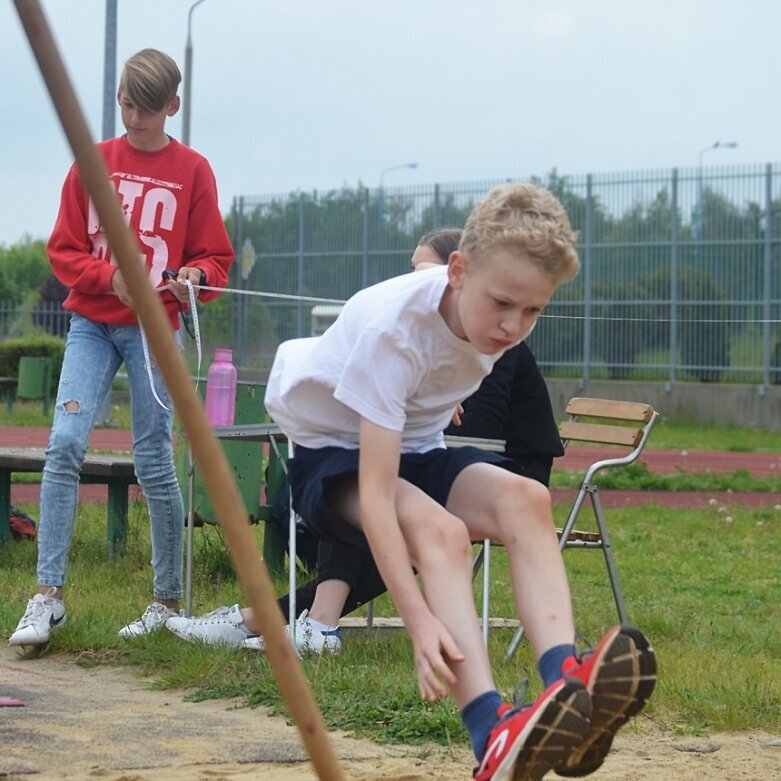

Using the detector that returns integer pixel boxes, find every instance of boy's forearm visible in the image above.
[358,419,431,627]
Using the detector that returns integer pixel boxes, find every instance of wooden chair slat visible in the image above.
[565,397,654,423]
[559,420,643,448]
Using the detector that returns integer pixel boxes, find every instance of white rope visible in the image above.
[542,313,781,324]
[184,280,203,391]
[197,284,345,305]
[139,323,171,411]
[193,283,780,325]
[140,281,205,411]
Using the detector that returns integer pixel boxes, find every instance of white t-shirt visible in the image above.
[265,265,497,453]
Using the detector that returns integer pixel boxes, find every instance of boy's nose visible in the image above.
[502,312,537,341]
[501,312,525,338]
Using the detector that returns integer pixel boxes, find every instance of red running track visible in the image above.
[2,427,779,509]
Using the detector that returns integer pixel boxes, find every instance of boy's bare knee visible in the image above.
[63,400,80,413]
[494,477,554,541]
[416,513,471,567]
[502,475,550,510]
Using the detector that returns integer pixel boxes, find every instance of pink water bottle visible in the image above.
[204,347,237,427]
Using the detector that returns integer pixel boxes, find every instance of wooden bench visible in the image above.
[0,447,137,555]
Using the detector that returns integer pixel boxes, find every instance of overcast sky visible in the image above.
[2,0,779,246]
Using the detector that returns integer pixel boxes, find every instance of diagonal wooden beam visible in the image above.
[12,3,346,778]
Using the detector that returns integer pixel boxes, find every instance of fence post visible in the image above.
[297,192,305,337]
[433,183,441,229]
[362,187,370,288]
[669,168,679,388]
[762,163,773,391]
[581,174,593,386]
[232,196,246,367]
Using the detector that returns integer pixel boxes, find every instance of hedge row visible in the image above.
[0,335,66,380]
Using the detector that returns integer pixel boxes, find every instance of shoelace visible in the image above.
[20,598,51,624]
[189,606,233,624]
[573,629,596,665]
[510,679,532,711]
[138,603,173,622]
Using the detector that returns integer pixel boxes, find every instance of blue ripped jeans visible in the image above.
[37,314,184,600]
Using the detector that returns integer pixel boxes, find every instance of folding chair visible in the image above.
[476,396,659,659]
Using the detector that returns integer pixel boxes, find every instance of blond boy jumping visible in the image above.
[266,183,656,781]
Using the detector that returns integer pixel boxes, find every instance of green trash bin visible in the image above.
[17,356,53,416]
[176,380,266,525]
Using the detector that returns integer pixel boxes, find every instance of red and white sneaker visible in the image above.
[473,678,591,781]
[556,625,657,777]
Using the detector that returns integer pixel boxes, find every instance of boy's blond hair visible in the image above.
[460,183,580,284]
[119,49,181,113]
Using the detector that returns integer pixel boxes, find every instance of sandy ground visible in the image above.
[2,646,781,781]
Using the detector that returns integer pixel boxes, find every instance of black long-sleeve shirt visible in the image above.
[444,343,563,485]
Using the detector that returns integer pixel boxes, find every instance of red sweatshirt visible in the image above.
[47,135,234,327]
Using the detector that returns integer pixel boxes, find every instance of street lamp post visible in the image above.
[101,0,117,141]
[379,161,419,189]
[695,141,738,251]
[182,0,209,147]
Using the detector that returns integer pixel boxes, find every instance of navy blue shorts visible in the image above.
[288,444,517,553]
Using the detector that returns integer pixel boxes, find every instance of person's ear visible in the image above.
[167,95,181,117]
[447,250,467,289]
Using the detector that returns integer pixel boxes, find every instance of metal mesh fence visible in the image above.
[228,164,781,386]
[2,165,779,387]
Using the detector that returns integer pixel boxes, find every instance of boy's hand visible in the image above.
[450,403,464,427]
[167,267,204,303]
[110,268,134,308]
[409,614,464,702]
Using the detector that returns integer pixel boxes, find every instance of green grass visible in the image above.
[647,416,779,452]
[550,460,780,492]
[3,499,781,748]
[0,399,131,429]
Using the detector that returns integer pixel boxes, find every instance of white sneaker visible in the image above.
[241,633,266,651]
[165,604,254,647]
[292,610,341,655]
[118,602,179,638]
[166,607,341,654]
[242,611,341,654]
[9,588,66,646]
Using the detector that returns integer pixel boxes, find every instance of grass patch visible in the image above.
[0,399,131,429]
[3,499,781,748]
[550,460,780,492]
[647,417,779,452]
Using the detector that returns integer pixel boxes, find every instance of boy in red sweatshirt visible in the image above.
[10,48,233,648]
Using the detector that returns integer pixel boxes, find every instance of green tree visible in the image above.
[0,237,49,304]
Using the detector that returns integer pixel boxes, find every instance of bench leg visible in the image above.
[0,471,11,545]
[107,481,129,558]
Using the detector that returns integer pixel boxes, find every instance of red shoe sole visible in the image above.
[510,680,591,781]
[557,626,657,777]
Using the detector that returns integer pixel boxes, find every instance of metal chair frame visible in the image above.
[475,397,659,659]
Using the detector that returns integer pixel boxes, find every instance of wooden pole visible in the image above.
[13,3,346,779]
